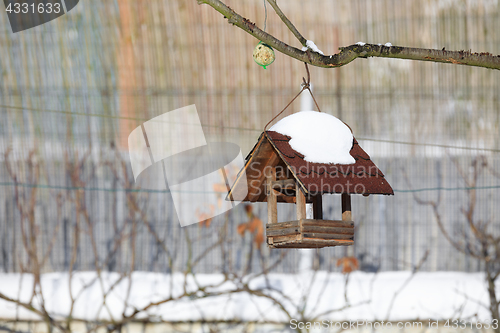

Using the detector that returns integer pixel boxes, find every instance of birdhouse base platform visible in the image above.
[266,219,354,249]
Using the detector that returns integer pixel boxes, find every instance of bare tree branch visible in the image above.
[0,290,68,333]
[385,249,429,320]
[198,0,500,70]
[406,156,500,331]
[266,0,306,46]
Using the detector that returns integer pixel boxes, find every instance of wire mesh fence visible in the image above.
[0,0,499,274]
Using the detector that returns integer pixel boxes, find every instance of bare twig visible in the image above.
[406,155,500,330]
[385,250,429,320]
[266,0,306,46]
[0,291,68,333]
[313,300,370,320]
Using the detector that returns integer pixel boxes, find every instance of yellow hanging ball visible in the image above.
[253,42,275,69]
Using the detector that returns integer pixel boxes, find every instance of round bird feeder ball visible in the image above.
[253,42,275,69]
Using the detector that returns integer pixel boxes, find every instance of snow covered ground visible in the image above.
[0,271,496,323]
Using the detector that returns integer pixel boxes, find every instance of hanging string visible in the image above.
[301,62,322,113]
[263,85,306,131]
[264,63,322,132]
[263,0,268,32]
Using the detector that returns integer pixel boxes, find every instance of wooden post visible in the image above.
[267,167,277,225]
[313,195,323,219]
[341,193,352,221]
[296,183,306,221]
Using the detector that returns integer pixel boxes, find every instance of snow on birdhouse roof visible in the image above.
[270,111,355,165]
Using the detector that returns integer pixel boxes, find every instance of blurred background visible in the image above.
[0,0,499,293]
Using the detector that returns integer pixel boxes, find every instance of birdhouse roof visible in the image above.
[228,131,393,203]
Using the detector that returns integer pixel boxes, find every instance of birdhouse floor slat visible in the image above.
[302,219,354,228]
[269,239,353,249]
[270,234,302,245]
[303,232,354,240]
[302,225,354,235]
[266,219,354,249]
[266,220,300,229]
[266,227,301,237]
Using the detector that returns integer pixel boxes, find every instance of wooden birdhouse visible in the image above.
[227,111,393,249]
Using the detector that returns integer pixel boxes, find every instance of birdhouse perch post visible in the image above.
[296,183,306,221]
[342,193,352,222]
